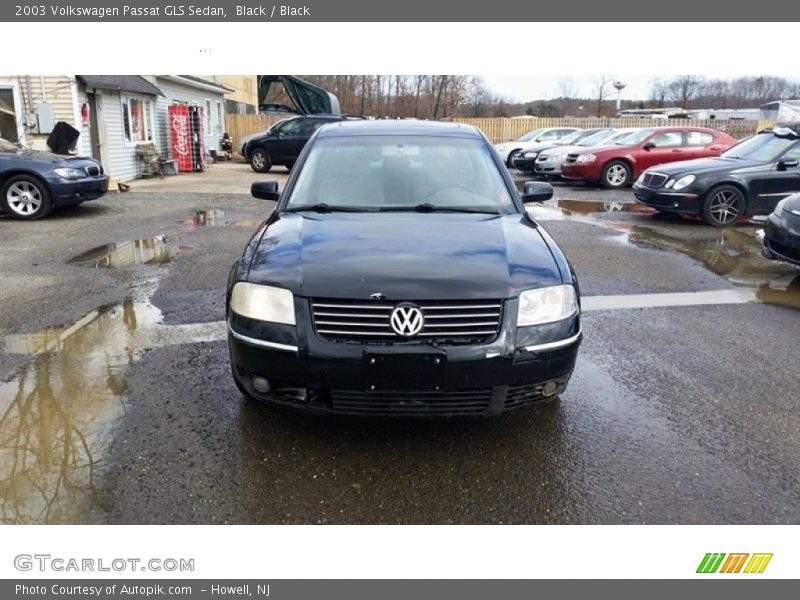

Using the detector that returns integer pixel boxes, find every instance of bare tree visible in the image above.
[557,77,578,100]
[593,75,613,117]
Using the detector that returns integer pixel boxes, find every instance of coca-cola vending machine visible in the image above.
[169,104,205,173]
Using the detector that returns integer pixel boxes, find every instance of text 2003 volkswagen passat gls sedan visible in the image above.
[226,120,582,417]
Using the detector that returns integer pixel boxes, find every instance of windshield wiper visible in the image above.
[378,203,500,214]
[284,203,371,213]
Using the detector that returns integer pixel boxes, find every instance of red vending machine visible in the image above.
[169,104,206,173]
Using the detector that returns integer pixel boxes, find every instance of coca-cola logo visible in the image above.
[171,112,189,157]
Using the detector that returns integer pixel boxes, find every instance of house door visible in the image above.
[87,92,102,161]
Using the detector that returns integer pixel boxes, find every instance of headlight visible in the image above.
[523,151,538,158]
[772,197,789,216]
[576,154,596,164]
[54,167,86,180]
[230,282,296,325]
[517,285,579,327]
[672,175,696,190]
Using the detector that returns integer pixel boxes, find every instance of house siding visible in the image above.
[153,77,227,159]
[100,91,139,182]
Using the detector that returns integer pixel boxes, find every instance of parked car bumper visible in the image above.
[227,305,582,417]
[560,162,602,182]
[534,156,563,176]
[47,175,110,206]
[763,211,800,266]
[511,156,538,172]
[632,183,702,213]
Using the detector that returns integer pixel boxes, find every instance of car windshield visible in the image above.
[557,130,585,145]
[576,129,613,147]
[0,137,19,151]
[285,135,516,214]
[515,128,545,142]
[721,133,797,161]
[615,129,654,145]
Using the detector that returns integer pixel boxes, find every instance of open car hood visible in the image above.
[258,75,340,115]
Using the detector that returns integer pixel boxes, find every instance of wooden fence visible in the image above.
[226,114,776,153]
[448,117,775,143]
[226,114,287,155]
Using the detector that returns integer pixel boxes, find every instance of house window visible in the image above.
[216,101,223,135]
[122,96,153,143]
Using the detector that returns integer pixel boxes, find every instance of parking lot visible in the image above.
[1,160,798,525]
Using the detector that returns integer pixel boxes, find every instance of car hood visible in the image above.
[8,148,98,167]
[518,141,562,155]
[246,212,563,299]
[648,156,767,177]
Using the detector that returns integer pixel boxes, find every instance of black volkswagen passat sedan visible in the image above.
[633,125,800,227]
[226,120,582,417]
[763,192,800,267]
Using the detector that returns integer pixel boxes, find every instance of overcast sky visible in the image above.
[481,75,796,102]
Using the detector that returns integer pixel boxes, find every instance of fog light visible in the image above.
[252,377,270,394]
[542,381,559,397]
[673,201,679,208]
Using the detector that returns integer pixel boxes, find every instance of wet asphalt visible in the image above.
[1,163,799,524]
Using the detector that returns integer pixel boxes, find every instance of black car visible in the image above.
[633,125,800,227]
[241,115,351,173]
[0,137,109,220]
[763,192,800,266]
[226,120,582,417]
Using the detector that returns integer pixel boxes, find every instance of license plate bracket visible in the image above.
[363,353,446,392]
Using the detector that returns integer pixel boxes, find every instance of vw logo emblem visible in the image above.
[390,304,424,337]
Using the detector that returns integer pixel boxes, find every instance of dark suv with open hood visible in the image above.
[633,125,800,226]
[226,120,582,417]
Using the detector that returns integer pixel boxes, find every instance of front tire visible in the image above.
[249,148,272,173]
[1,175,53,220]
[600,160,631,189]
[506,149,522,168]
[702,185,746,227]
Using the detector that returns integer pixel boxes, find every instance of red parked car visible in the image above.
[561,127,737,188]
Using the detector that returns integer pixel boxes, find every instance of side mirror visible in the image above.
[251,180,280,201]
[778,158,799,171]
[642,142,656,151]
[521,181,553,203]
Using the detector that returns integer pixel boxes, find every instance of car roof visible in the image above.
[316,119,483,139]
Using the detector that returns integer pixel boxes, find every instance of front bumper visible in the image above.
[228,300,582,417]
[47,175,110,206]
[534,157,562,176]
[632,183,701,213]
[560,162,600,182]
[763,211,800,266]
[512,156,538,172]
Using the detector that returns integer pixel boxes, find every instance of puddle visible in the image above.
[69,236,192,268]
[0,286,225,524]
[178,208,229,229]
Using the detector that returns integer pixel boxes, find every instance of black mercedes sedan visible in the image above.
[226,120,582,417]
[763,192,800,266]
[633,126,800,227]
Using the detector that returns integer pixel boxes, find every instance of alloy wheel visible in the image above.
[605,164,628,187]
[708,190,742,226]
[251,151,265,170]
[7,181,43,217]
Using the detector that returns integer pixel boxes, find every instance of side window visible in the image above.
[278,119,303,137]
[782,144,800,162]
[686,131,714,146]
[537,130,559,141]
[300,119,325,136]
[650,132,683,147]
[554,129,575,139]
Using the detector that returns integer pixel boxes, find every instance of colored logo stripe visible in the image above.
[697,553,772,574]
[744,553,773,574]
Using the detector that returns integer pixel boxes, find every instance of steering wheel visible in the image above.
[422,183,476,200]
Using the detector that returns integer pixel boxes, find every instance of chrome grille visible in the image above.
[642,172,668,187]
[311,298,503,344]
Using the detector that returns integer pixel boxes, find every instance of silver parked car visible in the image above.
[534,128,639,178]
[494,127,579,166]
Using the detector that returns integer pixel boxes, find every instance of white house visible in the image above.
[759,100,800,122]
[0,75,232,181]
